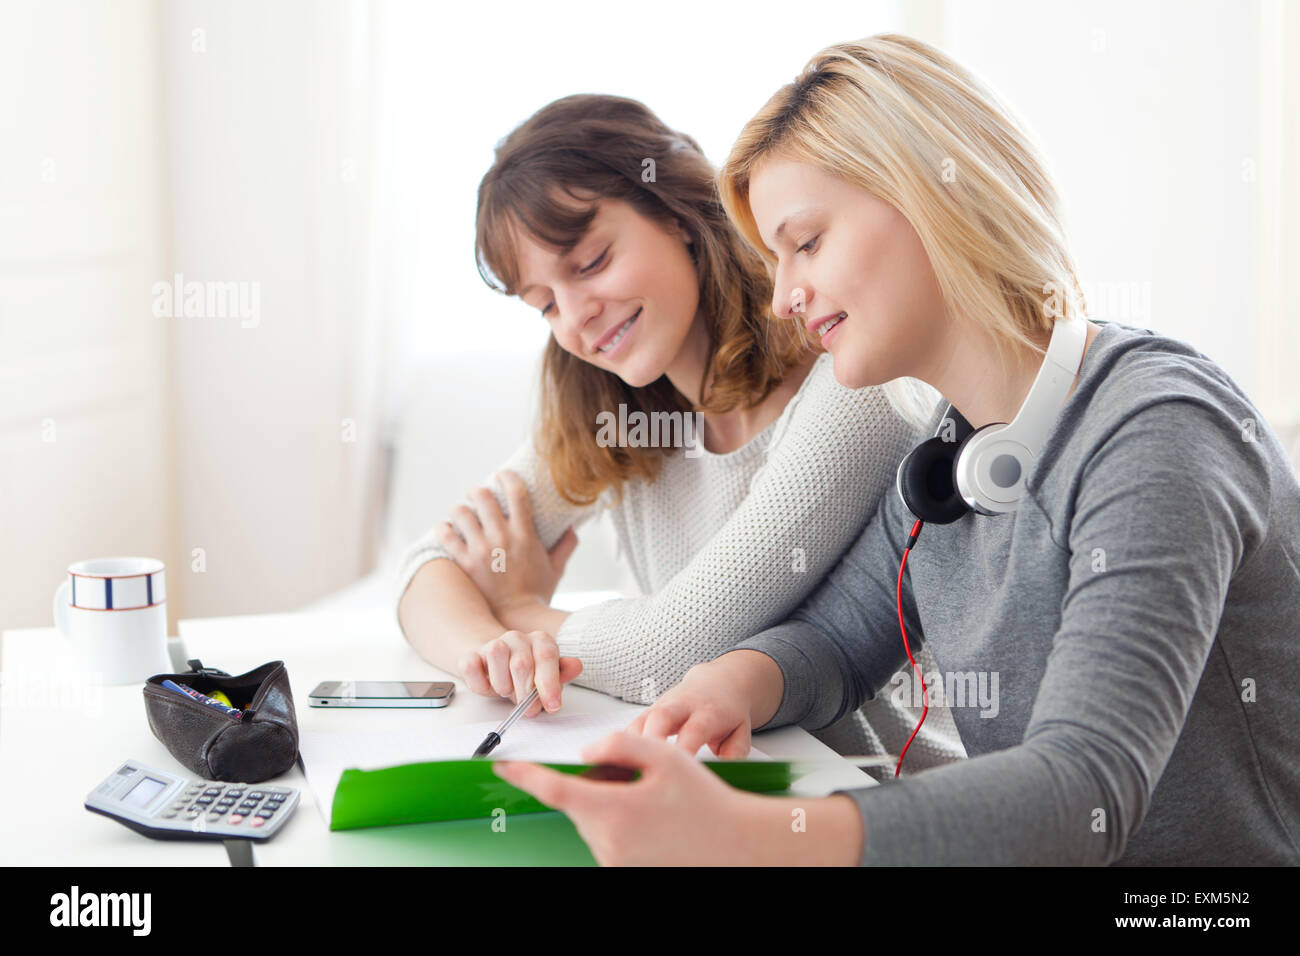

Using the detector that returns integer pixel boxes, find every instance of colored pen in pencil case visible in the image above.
[161,679,243,719]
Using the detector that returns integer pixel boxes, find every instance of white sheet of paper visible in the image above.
[298,709,768,823]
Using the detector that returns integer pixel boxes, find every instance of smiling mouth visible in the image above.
[597,308,641,354]
[815,312,846,338]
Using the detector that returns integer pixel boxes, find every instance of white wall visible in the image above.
[160,0,379,620]
[929,0,1264,400]
[1253,0,1300,426]
[0,0,172,633]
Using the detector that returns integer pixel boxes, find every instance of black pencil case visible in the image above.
[143,659,300,783]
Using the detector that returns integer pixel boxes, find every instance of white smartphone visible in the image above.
[308,681,455,708]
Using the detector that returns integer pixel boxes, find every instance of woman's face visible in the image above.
[513,196,701,389]
[748,157,948,389]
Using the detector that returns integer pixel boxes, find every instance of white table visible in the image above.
[0,628,229,865]
[2,606,873,866]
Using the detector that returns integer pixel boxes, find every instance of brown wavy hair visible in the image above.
[476,94,817,506]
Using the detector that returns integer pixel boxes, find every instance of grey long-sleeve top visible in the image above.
[731,321,1300,865]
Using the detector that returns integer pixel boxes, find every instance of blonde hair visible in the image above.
[718,33,1088,423]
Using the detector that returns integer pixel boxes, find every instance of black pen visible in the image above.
[472,687,540,757]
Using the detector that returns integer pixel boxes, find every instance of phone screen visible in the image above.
[333,682,450,699]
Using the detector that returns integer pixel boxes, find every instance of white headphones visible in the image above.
[896,316,1089,522]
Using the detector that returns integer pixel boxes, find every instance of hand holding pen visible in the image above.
[457,629,583,717]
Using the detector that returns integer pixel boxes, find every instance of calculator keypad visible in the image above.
[166,782,294,829]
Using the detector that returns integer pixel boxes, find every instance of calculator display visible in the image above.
[123,776,167,808]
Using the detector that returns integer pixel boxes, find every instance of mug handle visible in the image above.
[53,579,72,639]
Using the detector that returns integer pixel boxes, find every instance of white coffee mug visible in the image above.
[52,557,172,685]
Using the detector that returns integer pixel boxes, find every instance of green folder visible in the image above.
[330,759,795,831]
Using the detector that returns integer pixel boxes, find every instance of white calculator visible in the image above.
[85,760,300,841]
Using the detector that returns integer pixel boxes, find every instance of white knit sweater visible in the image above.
[395,352,967,772]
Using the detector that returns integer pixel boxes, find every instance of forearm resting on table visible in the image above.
[397,558,511,675]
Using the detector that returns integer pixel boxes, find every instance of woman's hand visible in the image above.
[494,731,865,865]
[494,731,765,865]
[438,470,579,621]
[458,629,582,715]
[625,658,754,757]
[625,650,784,757]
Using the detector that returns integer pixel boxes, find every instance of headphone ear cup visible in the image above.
[952,422,1006,516]
[897,435,970,525]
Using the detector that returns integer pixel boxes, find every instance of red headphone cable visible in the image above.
[895,518,927,778]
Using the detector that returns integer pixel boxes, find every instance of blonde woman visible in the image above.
[494,35,1300,866]
[396,93,965,771]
